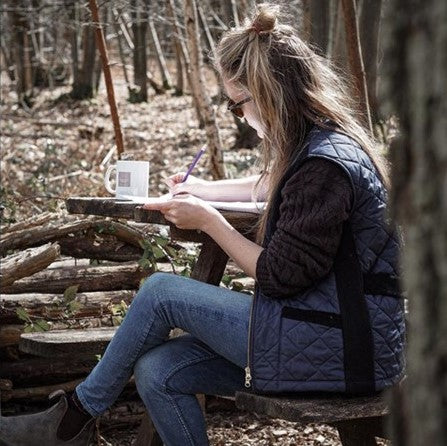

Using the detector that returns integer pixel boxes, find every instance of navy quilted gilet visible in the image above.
[248,127,406,394]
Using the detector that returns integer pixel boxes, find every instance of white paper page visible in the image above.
[117,194,266,214]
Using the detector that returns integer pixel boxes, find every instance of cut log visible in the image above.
[0,289,136,324]
[1,263,151,294]
[19,326,118,358]
[0,318,108,348]
[0,356,98,386]
[0,379,13,391]
[0,242,61,287]
[1,378,84,402]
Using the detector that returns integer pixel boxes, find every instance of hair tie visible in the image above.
[250,23,262,34]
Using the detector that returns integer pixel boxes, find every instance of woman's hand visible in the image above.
[163,173,209,199]
[142,194,220,231]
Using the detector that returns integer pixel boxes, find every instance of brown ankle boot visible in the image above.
[0,390,95,446]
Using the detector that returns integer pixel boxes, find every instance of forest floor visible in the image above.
[0,71,391,445]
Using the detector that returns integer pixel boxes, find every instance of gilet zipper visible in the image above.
[245,288,256,388]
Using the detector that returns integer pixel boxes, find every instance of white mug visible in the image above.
[104,160,149,198]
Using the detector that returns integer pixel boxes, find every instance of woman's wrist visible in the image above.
[200,209,226,234]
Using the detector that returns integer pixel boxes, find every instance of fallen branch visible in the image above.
[0,242,61,287]
[1,262,151,294]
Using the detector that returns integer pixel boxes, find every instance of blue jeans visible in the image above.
[76,272,251,446]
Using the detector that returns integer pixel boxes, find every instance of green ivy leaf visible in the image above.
[153,235,169,246]
[16,307,32,323]
[63,285,79,303]
[152,245,165,259]
[34,319,50,331]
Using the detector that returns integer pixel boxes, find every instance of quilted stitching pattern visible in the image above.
[251,129,405,393]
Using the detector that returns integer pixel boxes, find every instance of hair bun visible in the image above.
[250,4,279,34]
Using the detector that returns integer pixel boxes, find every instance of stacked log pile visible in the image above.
[0,212,170,419]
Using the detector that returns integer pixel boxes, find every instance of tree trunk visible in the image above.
[380,1,447,445]
[308,0,331,56]
[359,0,382,124]
[130,0,149,102]
[341,0,373,133]
[70,21,97,99]
[148,16,172,89]
[9,0,33,106]
[183,0,226,179]
[166,0,203,122]
[112,8,131,88]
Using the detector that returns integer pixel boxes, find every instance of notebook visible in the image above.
[116,194,266,214]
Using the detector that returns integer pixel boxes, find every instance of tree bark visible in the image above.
[10,0,33,106]
[112,8,131,89]
[381,1,447,445]
[70,20,97,99]
[130,0,149,102]
[308,0,331,56]
[184,0,226,179]
[0,356,98,386]
[148,16,172,89]
[0,289,136,324]
[1,263,151,294]
[0,217,146,255]
[0,243,60,287]
[359,0,382,123]
[166,0,203,121]
[88,0,125,157]
[341,0,373,133]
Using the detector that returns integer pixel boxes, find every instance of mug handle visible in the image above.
[104,165,117,194]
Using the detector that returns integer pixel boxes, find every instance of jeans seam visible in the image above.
[162,354,219,445]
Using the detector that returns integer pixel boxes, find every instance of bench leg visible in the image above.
[334,416,385,446]
[132,412,163,446]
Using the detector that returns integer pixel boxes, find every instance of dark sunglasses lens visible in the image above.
[227,99,244,118]
[232,107,244,118]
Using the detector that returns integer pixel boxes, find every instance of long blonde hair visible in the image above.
[215,3,390,242]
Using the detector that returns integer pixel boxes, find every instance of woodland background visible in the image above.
[0,0,445,445]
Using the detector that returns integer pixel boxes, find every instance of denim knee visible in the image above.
[132,272,172,309]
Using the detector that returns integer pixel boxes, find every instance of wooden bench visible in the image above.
[20,328,392,446]
[235,390,390,446]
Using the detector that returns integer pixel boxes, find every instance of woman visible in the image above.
[0,4,405,446]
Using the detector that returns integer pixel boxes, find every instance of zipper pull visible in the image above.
[244,366,252,388]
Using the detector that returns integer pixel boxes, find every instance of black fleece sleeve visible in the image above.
[255,157,353,298]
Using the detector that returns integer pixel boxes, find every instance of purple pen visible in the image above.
[182,144,207,183]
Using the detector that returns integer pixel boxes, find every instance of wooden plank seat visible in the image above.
[19,327,118,358]
[235,390,390,446]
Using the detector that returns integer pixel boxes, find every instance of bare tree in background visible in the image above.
[130,0,149,102]
[359,0,383,123]
[303,0,331,55]
[9,0,33,106]
[381,0,447,445]
[167,0,204,124]
[184,0,225,179]
[70,8,99,99]
[341,0,373,133]
[148,10,172,90]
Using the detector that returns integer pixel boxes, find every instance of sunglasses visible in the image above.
[227,96,252,119]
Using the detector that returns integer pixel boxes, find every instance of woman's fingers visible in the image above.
[164,172,186,188]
